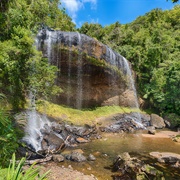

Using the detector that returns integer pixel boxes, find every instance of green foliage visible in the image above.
[78,5,180,117]
[164,113,180,127]
[0,0,75,110]
[29,57,62,100]
[0,109,19,167]
[0,153,49,179]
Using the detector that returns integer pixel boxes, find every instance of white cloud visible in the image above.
[61,0,97,23]
[82,0,97,9]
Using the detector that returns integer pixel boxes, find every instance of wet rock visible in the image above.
[64,149,87,162]
[16,110,99,159]
[99,113,146,133]
[52,154,65,162]
[70,151,87,162]
[150,114,165,129]
[141,113,151,127]
[150,152,180,166]
[172,135,180,143]
[76,137,89,143]
[88,154,96,161]
[42,133,65,152]
[147,126,156,135]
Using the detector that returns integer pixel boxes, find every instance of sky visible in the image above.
[61,0,179,27]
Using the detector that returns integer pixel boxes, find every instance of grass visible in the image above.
[36,100,142,126]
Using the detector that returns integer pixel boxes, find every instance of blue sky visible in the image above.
[61,0,179,27]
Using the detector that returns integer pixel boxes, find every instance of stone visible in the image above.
[88,154,96,161]
[150,114,165,129]
[43,133,65,152]
[113,152,164,180]
[52,154,65,162]
[150,152,180,166]
[76,137,89,143]
[147,126,156,135]
[70,151,87,162]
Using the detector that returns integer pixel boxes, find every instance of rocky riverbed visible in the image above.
[15,110,180,179]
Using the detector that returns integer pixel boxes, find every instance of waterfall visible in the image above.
[105,46,143,125]
[67,32,72,105]
[122,57,143,126]
[36,29,142,125]
[22,35,52,151]
[76,32,83,109]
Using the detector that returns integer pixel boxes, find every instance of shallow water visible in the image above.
[62,131,180,180]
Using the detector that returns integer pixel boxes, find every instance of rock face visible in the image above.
[36,28,138,109]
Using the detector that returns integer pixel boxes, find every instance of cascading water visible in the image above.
[22,90,52,151]
[23,33,63,152]
[105,46,143,126]
[67,32,72,105]
[122,57,143,126]
[76,32,83,109]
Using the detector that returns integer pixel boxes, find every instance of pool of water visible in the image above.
[62,131,180,179]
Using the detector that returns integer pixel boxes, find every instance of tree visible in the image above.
[0,0,75,110]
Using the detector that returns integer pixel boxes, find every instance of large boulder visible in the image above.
[150,152,180,168]
[113,152,164,179]
[150,114,165,129]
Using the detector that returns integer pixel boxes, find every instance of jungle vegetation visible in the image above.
[78,5,180,119]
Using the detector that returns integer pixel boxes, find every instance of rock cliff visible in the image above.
[36,28,137,109]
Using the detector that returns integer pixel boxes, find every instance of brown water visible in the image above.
[62,131,180,180]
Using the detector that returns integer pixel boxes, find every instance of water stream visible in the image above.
[62,131,180,180]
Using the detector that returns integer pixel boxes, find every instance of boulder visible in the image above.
[150,152,180,167]
[70,151,87,162]
[113,152,164,179]
[150,114,165,129]
[88,154,96,161]
[147,126,156,135]
[42,133,65,152]
[52,154,65,162]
